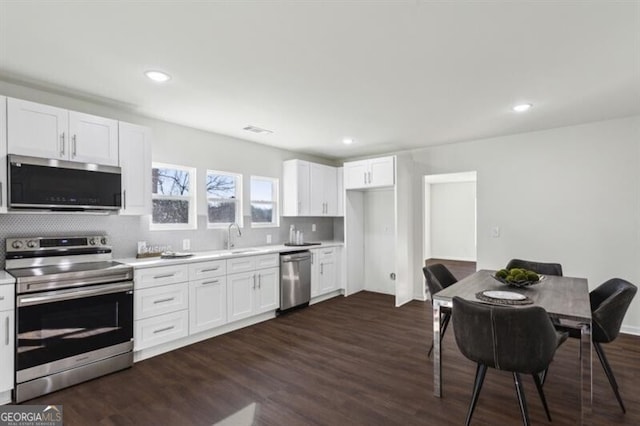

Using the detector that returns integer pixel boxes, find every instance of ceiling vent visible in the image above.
[243,125,273,135]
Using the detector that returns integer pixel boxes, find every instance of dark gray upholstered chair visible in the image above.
[452,297,568,426]
[423,264,458,357]
[506,258,563,276]
[588,278,637,413]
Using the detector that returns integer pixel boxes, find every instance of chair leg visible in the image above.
[594,342,626,413]
[428,313,451,358]
[513,372,530,426]
[465,363,487,426]
[532,372,552,421]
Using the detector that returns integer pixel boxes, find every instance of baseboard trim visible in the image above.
[0,390,12,405]
[621,325,640,336]
[310,290,344,305]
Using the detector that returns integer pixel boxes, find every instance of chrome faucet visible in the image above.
[226,222,242,250]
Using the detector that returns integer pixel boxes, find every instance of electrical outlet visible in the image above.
[182,239,190,250]
[491,226,500,238]
[312,224,316,232]
[266,234,272,244]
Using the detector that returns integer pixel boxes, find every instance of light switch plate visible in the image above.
[312,224,316,232]
[266,234,272,244]
[491,226,500,238]
[182,239,190,250]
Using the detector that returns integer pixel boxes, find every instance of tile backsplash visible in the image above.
[0,213,342,267]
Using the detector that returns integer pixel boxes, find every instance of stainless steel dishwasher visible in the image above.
[279,251,311,312]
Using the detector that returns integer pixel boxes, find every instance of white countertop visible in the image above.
[116,241,344,269]
[0,270,16,285]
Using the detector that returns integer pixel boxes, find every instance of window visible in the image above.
[250,176,279,227]
[206,170,242,228]
[151,163,196,230]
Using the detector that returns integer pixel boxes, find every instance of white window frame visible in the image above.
[250,175,279,228]
[150,162,197,231]
[206,169,243,229]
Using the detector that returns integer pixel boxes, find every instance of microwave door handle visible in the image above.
[18,282,133,307]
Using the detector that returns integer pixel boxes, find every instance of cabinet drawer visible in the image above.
[317,248,336,260]
[0,285,14,311]
[134,310,189,351]
[226,256,256,274]
[189,259,226,280]
[134,264,189,289]
[254,254,279,269]
[135,283,188,320]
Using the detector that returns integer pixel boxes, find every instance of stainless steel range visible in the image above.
[5,235,134,403]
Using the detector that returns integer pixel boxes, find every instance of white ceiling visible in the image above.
[1,1,638,160]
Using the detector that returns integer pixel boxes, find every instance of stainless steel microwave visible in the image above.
[8,154,122,212]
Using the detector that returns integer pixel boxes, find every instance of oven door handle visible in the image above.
[17,281,134,307]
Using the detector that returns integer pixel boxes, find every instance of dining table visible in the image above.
[432,269,593,425]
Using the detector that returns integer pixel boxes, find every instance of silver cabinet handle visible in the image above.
[320,263,324,275]
[72,134,77,157]
[363,172,366,185]
[5,316,8,346]
[153,297,175,304]
[258,274,261,289]
[368,171,372,184]
[252,274,256,289]
[60,132,65,156]
[0,296,5,300]
[0,182,3,207]
[153,273,175,279]
[153,325,175,334]
[201,267,219,272]
[123,190,126,210]
[202,279,219,286]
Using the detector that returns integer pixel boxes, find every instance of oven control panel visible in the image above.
[6,235,110,252]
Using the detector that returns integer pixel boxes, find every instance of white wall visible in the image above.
[411,116,640,333]
[430,181,476,261]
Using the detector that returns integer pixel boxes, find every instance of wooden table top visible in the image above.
[434,269,591,323]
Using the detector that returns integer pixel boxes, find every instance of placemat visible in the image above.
[475,291,533,305]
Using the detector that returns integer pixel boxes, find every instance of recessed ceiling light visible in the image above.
[144,70,171,83]
[243,125,273,135]
[342,138,354,145]
[512,103,532,112]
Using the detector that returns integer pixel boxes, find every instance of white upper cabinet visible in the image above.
[282,159,310,216]
[0,96,7,213]
[344,155,395,190]
[310,163,337,216]
[282,159,341,217]
[336,167,344,217]
[7,98,118,166]
[68,111,118,165]
[119,122,152,215]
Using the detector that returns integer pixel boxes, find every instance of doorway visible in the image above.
[423,172,477,288]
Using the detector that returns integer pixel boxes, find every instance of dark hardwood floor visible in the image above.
[27,292,639,425]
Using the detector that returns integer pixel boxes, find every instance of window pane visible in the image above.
[207,173,236,199]
[152,167,190,196]
[251,202,273,223]
[152,199,189,224]
[251,178,273,202]
[208,201,236,223]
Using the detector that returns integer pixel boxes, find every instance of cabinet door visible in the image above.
[282,160,310,216]
[0,311,13,393]
[309,163,326,216]
[343,160,368,190]
[68,111,119,166]
[7,97,68,159]
[227,272,256,322]
[134,310,189,351]
[119,122,152,215]
[189,277,227,334]
[0,97,7,213]
[336,167,344,217]
[323,166,338,216]
[369,156,395,188]
[310,249,321,297]
[319,257,337,294]
[255,267,279,314]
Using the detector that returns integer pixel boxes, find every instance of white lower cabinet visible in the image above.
[135,310,189,351]
[255,267,279,313]
[227,254,280,323]
[0,280,14,395]
[311,247,339,297]
[189,276,227,334]
[135,283,188,320]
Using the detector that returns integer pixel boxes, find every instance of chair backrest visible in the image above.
[452,297,559,374]
[590,278,638,343]
[423,264,457,299]
[506,258,563,276]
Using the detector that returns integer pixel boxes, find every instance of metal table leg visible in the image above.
[433,300,442,397]
[579,321,593,425]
